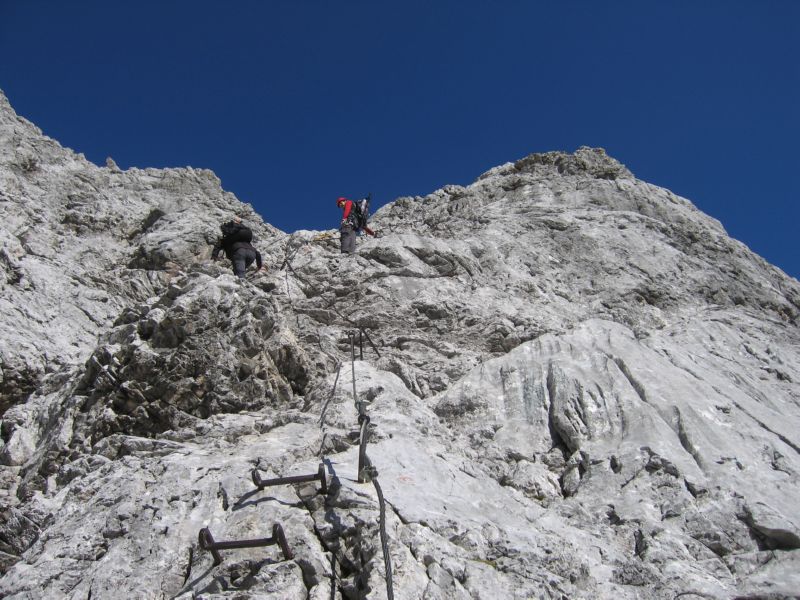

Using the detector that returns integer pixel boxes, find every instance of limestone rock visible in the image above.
[1,88,799,598]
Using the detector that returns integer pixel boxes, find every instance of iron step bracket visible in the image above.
[251,462,328,495]
[198,523,293,566]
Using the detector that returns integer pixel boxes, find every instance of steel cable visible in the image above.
[372,477,394,600]
[348,333,394,599]
[350,332,358,408]
[318,362,342,426]
[308,296,395,598]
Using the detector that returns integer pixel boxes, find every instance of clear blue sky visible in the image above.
[1,1,798,278]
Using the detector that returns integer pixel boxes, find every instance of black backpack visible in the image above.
[350,195,370,231]
[220,221,252,243]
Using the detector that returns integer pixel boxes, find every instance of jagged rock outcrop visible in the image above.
[0,89,283,414]
[1,89,799,599]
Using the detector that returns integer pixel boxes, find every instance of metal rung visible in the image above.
[251,462,328,495]
[198,524,293,565]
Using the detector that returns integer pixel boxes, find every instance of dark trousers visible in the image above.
[340,225,356,254]
[232,247,257,278]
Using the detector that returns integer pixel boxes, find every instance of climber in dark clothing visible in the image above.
[212,217,263,278]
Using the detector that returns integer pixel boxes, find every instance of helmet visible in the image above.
[337,197,347,207]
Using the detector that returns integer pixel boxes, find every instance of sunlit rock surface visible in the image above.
[1,89,799,599]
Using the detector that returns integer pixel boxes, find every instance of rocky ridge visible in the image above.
[1,89,799,599]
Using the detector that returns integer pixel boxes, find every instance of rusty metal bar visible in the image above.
[198,527,222,565]
[251,463,328,495]
[360,327,381,359]
[357,413,372,483]
[198,523,293,566]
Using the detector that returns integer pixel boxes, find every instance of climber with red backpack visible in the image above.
[212,217,263,278]
[337,194,375,254]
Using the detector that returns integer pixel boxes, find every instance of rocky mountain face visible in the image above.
[1,89,799,599]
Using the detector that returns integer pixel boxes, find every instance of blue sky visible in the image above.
[1,1,798,278]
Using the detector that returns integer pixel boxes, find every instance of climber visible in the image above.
[337,196,375,254]
[211,217,263,278]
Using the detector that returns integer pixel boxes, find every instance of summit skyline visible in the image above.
[1,0,798,278]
